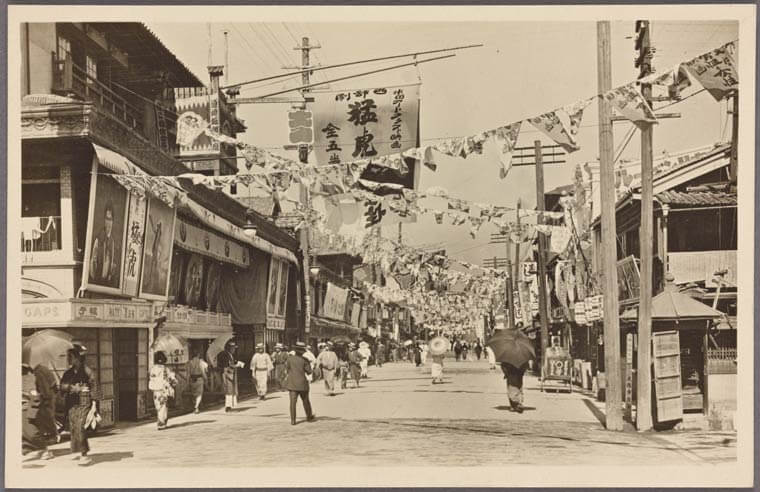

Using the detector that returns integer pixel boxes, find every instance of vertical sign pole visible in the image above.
[534,140,550,379]
[637,21,654,432]
[298,37,312,340]
[625,333,634,421]
[597,20,623,431]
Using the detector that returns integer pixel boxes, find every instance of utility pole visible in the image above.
[635,19,654,431]
[514,199,522,289]
[597,20,623,431]
[294,36,319,339]
[223,29,230,86]
[534,140,550,380]
[729,93,738,182]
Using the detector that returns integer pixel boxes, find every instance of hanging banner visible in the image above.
[323,282,349,321]
[602,83,657,125]
[351,302,362,328]
[82,161,130,296]
[528,99,590,154]
[173,87,219,155]
[313,84,420,167]
[139,198,177,301]
[174,217,251,268]
[682,41,738,101]
[122,191,148,298]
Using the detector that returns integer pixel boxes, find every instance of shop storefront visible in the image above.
[22,298,154,426]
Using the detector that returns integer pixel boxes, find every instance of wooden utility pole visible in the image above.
[729,93,738,182]
[534,140,550,377]
[597,20,623,431]
[636,20,654,431]
[514,199,522,288]
[296,36,317,339]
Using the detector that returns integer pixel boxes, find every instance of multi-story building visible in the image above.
[19,22,301,425]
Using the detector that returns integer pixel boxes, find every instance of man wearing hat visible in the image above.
[316,341,339,396]
[273,343,288,391]
[217,340,242,411]
[250,344,274,400]
[283,342,316,425]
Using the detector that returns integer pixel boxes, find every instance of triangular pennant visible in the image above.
[486,122,522,179]
[682,41,738,101]
[602,83,657,125]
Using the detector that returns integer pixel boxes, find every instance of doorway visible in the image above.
[113,329,138,421]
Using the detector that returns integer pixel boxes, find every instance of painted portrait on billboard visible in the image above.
[139,198,176,300]
[84,169,129,295]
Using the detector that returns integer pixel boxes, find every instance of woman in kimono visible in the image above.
[60,345,98,465]
[273,344,288,390]
[149,351,178,429]
[431,352,445,384]
[347,343,364,388]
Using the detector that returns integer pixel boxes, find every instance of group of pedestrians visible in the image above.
[22,344,102,465]
[451,339,485,362]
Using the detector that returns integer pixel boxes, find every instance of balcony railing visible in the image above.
[667,250,737,286]
[21,216,61,252]
[52,54,144,135]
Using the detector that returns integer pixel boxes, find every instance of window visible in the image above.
[22,167,62,252]
[86,55,97,84]
[57,36,71,62]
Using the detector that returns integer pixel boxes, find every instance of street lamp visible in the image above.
[243,208,258,238]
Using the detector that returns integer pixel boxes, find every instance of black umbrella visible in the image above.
[486,329,536,367]
[331,335,352,344]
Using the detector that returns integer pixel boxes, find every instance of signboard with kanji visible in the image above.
[288,109,314,145]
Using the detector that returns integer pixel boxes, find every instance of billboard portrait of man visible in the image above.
[87,173,128,291]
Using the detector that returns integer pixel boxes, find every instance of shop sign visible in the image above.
[267,315,286,331]
[617,256,641,302]
[23,302,69,325]
[122,191,147,297]
[174,218,250,268]
[574,301,587,325]
[521,262,537,282]
[323,282,349,321]
[101,302,153,323]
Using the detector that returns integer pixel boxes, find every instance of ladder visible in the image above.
[155,102,169,151]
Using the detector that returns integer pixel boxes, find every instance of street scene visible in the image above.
[8,6,753,489]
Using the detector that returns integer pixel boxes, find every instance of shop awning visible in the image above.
[91,143,297,265]
[621,285,724,322]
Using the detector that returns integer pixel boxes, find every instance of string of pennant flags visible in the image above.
[176,40,736,191]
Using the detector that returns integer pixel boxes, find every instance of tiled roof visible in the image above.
[656,190,737,207]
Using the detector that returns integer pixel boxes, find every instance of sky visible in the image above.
[147,20,738,265]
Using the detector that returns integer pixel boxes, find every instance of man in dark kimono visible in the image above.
[283,342,315,425]
[216,341,240,412]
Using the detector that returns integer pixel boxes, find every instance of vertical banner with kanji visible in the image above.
[312,84,420,166]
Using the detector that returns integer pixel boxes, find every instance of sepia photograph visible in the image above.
[5,4,756,489]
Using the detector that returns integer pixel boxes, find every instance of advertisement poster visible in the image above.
[183,254,204,307]
[122,191,147,297]
[139,198,177,300]
[82,162,130,296]
[323,282,349,321]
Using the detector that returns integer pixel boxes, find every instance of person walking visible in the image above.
[413,342,422,367]
[375,341,385,367]
[421,342,429,365]
[348,343,364,388]
[273,344,288,390]
[431,352,445,384]
[187,351,208,414]
[358,343,371,378]
[474,341,483,361]
[250,344,274,400]
[316,341,339,396]
[217,341,242,412]
[337,346,349,389]
[60,345,99,465]
[453,340,462,361]
[461,342,469,361]
[485,345,497,370]
[302,345,317,384]
[149,351,178,430]
[283,342,315,425]
[501,362,528,413]
[22,363,57,460]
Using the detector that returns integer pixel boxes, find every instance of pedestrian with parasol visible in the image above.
[486,323,536,413]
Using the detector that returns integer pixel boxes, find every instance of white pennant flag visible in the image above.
[602,83,657,125]
[528,99,591,154]
[486,122,522,179]
[682,41,738,101]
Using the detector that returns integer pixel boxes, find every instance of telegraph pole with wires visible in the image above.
[635,19,654,432]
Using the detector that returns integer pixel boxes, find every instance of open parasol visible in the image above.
[207,334,235,368]
[486,329,536,368]
[22,329,74,369]
[359,341,370,348]
[152,333,188,364]
[428,336,449,356]
[403,340,414,347]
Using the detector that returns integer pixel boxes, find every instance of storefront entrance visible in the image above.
[114,329,138,421]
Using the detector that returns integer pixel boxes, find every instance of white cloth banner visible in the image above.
[323,282,349,321]
[602,83,658,125]
[682,41,738,101]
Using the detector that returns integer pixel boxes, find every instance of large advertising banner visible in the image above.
[122,191,148,298]
[82,161,130,296]
[312,84,420,167]
[323,282,349,321]
[139,198,177,300]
